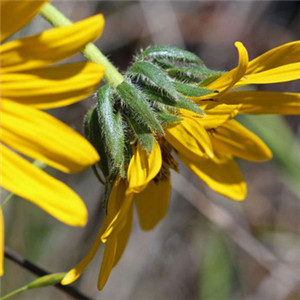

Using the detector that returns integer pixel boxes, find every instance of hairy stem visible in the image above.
[39,2,124,88]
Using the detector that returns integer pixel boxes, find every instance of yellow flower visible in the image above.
[62,40,300,289]
[0,1,105,275]
[169,41,300,200]
[62,140,166,289]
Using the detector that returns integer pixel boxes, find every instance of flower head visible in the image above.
[63,40,300,289]
[0,1,105,275]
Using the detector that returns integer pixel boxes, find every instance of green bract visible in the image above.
[136,46,203,64]
[84,45,223,200]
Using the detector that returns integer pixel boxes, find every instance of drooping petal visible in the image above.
[206,42,249,93]
[62,179,126,286]
[61,229,103,285]
[210,120,272,162]
[246,41,300,74]
[0,208,4,276]
[112,204,133,267]
[0,14,105,73]
[127,141,162,194]
[134,173,171,231]
[0,0,49,43]
[179,153,247,200]
[165,114,214,161]
[98,204,134,290]
[101,194,133,243]
[219,91,300,115]
[0,145,88,226]
[0,100,99,173]
[235,62,300,86]
[100,180,131,244]
[1,62,105,109]
[97,239,117,291]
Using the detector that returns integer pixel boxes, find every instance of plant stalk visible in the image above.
[4,247,92,300]
[39,2,124,88]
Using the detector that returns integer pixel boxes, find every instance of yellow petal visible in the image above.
[0,100,99,173]
[62,179,130,286]
[0,0,49,42]
[179,103,240,130]
[101,194,133,243]
[210,120,272,162]
[134,173,171,231]
[61,228,103,285]
[100,179,133,243]
[0,14,105,73]
[179,153,247,200]
[0,145,87,226]
[200,114,232,130]
[206,42,249,93]
[112,204,133,267]
[197,102,241,129]
[127,141,162,194]
[1,62,105,109]
[106,179,129,220]
[165,114,214,161]
[98,203,134,290]
[246,41,300,74]
[199,101,240,117]
[235,62,300,86]
[0,208,4,276]
[97,239,117,290]
[219,91,300,115]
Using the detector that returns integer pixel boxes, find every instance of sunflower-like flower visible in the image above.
[62,41,300,289]
[172,41,300,199]
[0,1,106,275]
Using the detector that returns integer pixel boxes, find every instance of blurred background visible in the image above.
[1,1,300,299]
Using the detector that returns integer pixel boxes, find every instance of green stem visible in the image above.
[0,286,27,300]
[39,3,124,88]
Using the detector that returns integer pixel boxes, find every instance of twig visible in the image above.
[4,247,93,300]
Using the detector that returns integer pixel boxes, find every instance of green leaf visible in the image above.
[116,81,163,134]
[123,139,133,168]
[27,273,66,289]
[174,82,215,97]
[97,84,125,170]
[85,106,122,208]
[144,87,203,114]
[137,46,203,64]
[126,117,154,152]
[129,61,179,100]
[175,96,203,115]
[112,112,125,168]
[0,273,67,300]
[102,176,117,212]
[153,58,176,69]
[200,74,224,87]
[157,111,182,125]
[200,232,233,300]
[84,107,109,178]
[168,67,224,83]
